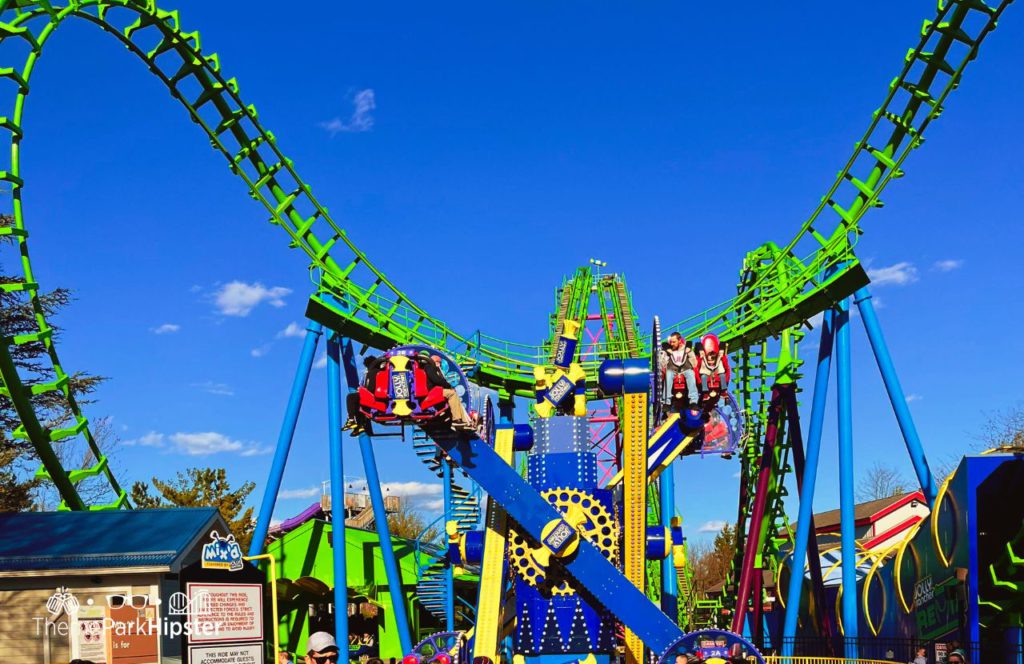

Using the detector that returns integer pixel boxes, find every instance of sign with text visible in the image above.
[186,583,263,643]
[188,643,263,664]
[108,605,159,664]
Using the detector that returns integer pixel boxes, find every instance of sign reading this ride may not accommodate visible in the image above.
[188,643,263,664]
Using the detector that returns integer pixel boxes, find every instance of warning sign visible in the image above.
[188,643,262,664]
[186,583,263,643]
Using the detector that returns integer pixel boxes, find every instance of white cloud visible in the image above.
[170,432,244,455]
[933,259,964,272]
[383,481,443,497]
[151,323,181,335]
[421,499,445,511]
[698,520,729,533]
[124,431,165,448]
[127,430,265,456]
[867,261,918,287]
[278,322,306,339]
[314,353,328,369]
[280,486,321,500]
[214,281,292,317]
[320,89,376,136]
[251,344,271,358]
[732,471,742,479]
[806,311,824,329]
[906,394,923,403]
[346,479,442,498]
[193,381,234,396]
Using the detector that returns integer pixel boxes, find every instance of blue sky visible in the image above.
[14,1,1023,539]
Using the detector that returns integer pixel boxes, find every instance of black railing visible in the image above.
[768,636,1024,663]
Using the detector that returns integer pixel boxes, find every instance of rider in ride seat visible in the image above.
[417,351,474,430]
[697,334,730,403]
[343,355,384,436]
[660,332,699,412]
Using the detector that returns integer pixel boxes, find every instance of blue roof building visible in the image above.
[0,507,229,573]
[0,507,247,663]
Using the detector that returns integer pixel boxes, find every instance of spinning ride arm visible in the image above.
[416,422,685,655]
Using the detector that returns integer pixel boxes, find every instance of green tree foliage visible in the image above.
[131,468,255,550]
[0,214,107,509]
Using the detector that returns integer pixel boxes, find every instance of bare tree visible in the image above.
[386,497,441,543]
[856,461,911,502]
[28,416,123,510]
[687,522,736,596]
[975,404,1024,451]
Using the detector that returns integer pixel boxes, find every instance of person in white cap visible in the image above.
[305,631,340,664]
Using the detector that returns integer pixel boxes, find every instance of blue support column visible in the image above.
[835,298,859,657]
[782,309,835,654]
[660,466,678,617]
[326,334,349,650]
[340,339,415,654]
[250,322,323,557]
[358,432,415,653]
[854,287,938,505]
[442,459,456,632]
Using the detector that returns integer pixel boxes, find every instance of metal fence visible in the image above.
[765,637,1024,664]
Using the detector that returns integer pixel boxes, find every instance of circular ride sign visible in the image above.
[657,629,766,664]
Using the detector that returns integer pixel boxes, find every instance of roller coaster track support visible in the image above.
[327,334,351,651]
[731,384,786,635]
[783,385,834,644]
[782,307,834,655]
[250,321,324,557]
[854,287,937,504]
[833,297,859,657]
[340,338,415,654]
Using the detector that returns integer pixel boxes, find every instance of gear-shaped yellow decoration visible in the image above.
[508,487,619,596]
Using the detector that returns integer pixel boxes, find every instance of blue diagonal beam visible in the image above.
[418,425,685,655]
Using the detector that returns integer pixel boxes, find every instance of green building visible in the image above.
[267,516,475,660]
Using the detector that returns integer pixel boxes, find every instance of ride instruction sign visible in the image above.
[186,583,263,642]
[180,554,267,664]
[188,643,262,664]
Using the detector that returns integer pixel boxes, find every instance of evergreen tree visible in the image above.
[131,467,256,549]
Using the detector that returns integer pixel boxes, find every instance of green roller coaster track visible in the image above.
[0,0,1012,537]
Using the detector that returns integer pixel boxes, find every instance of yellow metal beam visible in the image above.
[606,414,696,487]
[471,427,514,664]
[622,392,647,664]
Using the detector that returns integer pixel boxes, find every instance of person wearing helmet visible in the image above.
[343,355,384,436]
[697,334,730,395]
[947,649,968,664]
[660,332,699,410]
[418,352,474,430]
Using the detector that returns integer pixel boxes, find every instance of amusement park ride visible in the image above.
[0,0,1020,663]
